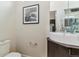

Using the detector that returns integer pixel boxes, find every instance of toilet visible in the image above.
[0,39,21,57]
[5,52,21,57]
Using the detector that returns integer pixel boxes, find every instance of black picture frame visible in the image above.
[23,4,39,24]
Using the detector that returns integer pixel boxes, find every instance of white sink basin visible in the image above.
[49,32,64,39]
[49,32,79,48]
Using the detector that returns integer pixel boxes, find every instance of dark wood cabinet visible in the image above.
[48,39,69,57]
[47,38,79,57]
[69,48,79,57]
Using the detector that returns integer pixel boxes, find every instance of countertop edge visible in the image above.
[47,37,79,49]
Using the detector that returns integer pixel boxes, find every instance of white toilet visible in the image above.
[0,39,21,57]
[5,52,21,57]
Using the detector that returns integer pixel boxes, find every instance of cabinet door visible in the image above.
[54,44,69,57]
[48,39,55,57]
[48,39,69,57]
[69,48,79,57]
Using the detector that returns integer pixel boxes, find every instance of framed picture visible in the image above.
[23,4,39,24]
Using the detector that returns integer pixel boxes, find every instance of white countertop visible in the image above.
[49,32,79,49]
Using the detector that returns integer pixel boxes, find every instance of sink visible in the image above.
[49,32,64,39]
[49,32,79,48]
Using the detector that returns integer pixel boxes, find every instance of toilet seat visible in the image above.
[5,52,21,57]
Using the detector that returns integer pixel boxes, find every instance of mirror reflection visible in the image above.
[50,1,79,33]
[64,8,79,33]
[50,11,56,32]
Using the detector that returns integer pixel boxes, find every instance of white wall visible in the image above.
[16,1,49,57]
[0,1,16,51]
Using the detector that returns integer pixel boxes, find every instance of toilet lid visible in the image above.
[5,52,21,57]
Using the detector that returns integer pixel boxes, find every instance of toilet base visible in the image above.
[5,52,21,57]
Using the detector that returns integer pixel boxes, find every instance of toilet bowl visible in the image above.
[0,40,22,57]
[5,52,21,57]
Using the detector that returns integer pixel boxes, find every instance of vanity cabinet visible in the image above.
[47,38,79,57]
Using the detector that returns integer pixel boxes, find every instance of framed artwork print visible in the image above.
[23,4,39,24]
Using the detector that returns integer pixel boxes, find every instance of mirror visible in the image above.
[64,8,79,33]
[50,11,56,32]
[50,1,79,33]
[50,1,68,32]
[64,1,79,33]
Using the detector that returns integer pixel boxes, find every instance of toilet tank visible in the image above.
[0,40,10,57]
